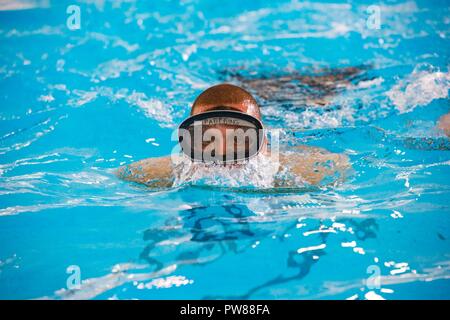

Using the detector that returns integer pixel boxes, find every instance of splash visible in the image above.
[172,153,280,189]
[0,0,49,11]
[387,64,450,113]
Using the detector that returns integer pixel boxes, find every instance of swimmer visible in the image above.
[116,83,350,188]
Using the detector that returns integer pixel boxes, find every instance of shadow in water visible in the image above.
[138,194,380,299]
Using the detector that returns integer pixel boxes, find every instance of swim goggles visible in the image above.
[178,109,265,164]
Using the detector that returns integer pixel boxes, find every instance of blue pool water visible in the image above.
[0,0,449,300]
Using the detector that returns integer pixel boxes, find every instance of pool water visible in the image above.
[0,0,449,300]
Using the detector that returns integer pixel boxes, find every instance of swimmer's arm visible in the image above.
[116,156,174,188]
[438,112,450,137]
[236,66,366,106]
[277,146,351,186]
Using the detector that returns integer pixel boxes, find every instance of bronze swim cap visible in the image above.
[191,83,262,121]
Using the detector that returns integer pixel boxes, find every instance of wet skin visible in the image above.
[438,112,450,137]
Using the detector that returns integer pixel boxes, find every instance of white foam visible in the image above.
[0,0,49,11]
[297,243,326,254]
[125,91,175,128]
[387,64,450,113]
[172,153,280,189]
[365,291,385,300]
[263,103,356,129]
[91,54,148,82]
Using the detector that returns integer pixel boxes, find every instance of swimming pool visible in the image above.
[0,0,449,300]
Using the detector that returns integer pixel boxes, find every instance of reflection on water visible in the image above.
[41,187,448,299]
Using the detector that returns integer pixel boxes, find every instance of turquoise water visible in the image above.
[0,0,449,299]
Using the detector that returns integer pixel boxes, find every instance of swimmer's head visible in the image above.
[191,83,262,121]
[179,83,266,164]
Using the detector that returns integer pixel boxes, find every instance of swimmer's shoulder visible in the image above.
[277,145,350,185]
[438,112,450,137]
[116,148,351,188]
[116,155,175,188]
